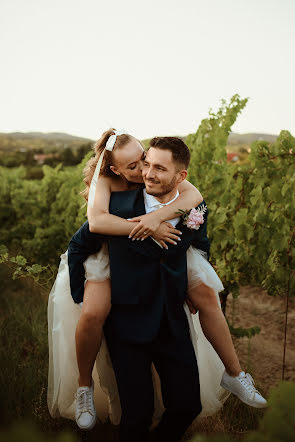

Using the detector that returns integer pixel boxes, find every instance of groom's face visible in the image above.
[142,147,185,198]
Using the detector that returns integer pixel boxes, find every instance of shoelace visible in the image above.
[75,388,94,417]
[239,373,260,395]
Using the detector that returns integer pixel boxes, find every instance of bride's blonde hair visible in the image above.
[80,128,134,201]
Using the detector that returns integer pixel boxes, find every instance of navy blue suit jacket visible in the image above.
[68,188,210,342]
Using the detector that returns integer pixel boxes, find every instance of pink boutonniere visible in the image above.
[177,203,207,230]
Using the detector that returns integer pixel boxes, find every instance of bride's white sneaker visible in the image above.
[75,382,97,430]
[221,371,267,408]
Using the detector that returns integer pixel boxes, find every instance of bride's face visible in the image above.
[111,139,145,183]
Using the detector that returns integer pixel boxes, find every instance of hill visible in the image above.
[0,131,278,153]
[0,132,92,152]
[227,132,277,145]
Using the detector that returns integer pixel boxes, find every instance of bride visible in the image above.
[47,129,266,431]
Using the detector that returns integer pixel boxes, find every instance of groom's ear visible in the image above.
[176,169,187,184]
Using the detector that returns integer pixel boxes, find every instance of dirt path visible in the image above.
[188,286,295,440]
[225,286,295,394]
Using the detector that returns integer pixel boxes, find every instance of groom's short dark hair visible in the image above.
[149,137,191,170]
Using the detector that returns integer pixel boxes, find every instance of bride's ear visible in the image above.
[110,165,120,176]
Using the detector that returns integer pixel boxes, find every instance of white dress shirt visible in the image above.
[143,188,181,226]
[143,188,181,247]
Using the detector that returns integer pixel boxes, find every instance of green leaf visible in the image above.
[27,264,43,274]
[228,323,261,338]
[281,182,289,197]
[10,255,27,266]
[0,244,8,254]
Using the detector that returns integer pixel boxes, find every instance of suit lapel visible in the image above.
[134,189,146,217]
[128,189,163,257]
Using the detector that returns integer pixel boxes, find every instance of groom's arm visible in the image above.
[68,221,106,304]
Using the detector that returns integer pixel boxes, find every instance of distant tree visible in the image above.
[60,147,76,165]
[43,156,60,167]
[34,147,45,154]
[0,152,23,167]
[24,150,35,166]
[76,142,92,163]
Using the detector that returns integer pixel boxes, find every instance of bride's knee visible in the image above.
[80,305,110,326]
[81,280,111,324]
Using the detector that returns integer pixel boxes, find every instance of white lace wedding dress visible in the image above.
[47,244,230,425]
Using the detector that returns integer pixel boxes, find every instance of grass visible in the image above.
[0,266,266,441]
[0,268,48,424]
[186,394,265,441]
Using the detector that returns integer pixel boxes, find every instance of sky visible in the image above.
[0,0,294,140]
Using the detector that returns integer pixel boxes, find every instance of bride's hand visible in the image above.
[151,222,182,249]
[128,212,163,240]
[185,297,197,315]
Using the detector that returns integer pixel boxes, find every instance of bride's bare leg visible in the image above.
[75,279,111,387]
[188,283,241,376]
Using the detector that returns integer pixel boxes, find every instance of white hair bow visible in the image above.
[88,129,128,208]
[105,128,127,151]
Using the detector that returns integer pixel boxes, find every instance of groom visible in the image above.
[69,137,210,442]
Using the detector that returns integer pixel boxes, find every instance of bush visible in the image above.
[190,381,295,442]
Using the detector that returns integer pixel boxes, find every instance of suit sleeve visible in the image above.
[68,221,106,304]
[190,202,210,261]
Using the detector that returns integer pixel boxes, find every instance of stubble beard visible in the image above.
[145,175,177,198]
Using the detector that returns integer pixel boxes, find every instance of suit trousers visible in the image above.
[105,313,202,442]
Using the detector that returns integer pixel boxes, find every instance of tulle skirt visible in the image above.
[47,245,230,425]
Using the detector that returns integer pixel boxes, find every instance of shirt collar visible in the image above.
[143,188,179,208]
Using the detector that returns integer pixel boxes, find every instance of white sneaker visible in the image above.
[75,382,97,430]
[220,371,267,408]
